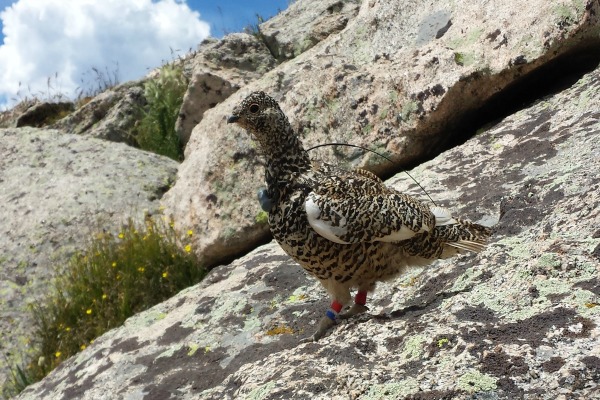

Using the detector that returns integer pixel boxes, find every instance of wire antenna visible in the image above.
[307,142,437,206]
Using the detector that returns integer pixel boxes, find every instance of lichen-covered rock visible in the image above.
[15,102,74,128]
[163,0,600,271]
[175,33,278,145]
[0,127,179,389]
[259,0,361,61]
[50,82,146,143]
[17,49,600,400]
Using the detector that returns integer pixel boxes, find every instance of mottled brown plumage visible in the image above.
[228,91,491,341]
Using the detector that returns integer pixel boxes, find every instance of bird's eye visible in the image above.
[249,103,260,113]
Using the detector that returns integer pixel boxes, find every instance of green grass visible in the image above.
[2,217,203,398]
[243,14,266,38]
[135,64,188,161]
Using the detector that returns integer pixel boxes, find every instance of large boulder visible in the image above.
[162,0,600,269]
[15,102,74,128]
[259,0,362,61]
[17,48,600,400]
[0,127,179,389]
[175,33,278,145]
[50,82,147,143]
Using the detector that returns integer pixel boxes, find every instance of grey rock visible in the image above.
[163,0,600,273]
[16,46,600,400]
[259,0,361,61]
[0,127,179,389]
[15,102,74,128]
[176,33,277,145]
[50,82,147,143]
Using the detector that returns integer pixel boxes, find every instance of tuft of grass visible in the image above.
[1,360,33,399]
[3,217,203,397]
[135,64,188,161]
[75,64,121,108]
[243,14,266,39]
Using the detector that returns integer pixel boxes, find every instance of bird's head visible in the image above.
[227,91,310,171]
[227,91,289,144]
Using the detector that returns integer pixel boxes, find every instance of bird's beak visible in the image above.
[227,115,239,124]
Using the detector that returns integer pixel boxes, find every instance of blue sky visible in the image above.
[0,0,290,108]
[189,0,290,38]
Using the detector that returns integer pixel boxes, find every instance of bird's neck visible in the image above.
[261,127,311,187]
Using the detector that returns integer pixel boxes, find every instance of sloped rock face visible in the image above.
[260,0,361,61]
[18,54,600,400]
[175,33,278,145]
[163,0,600,270]
[0,127,179,388]
[15,102,74,128]
[50,82,146,143]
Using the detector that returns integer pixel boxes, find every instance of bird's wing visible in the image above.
[304,170,435,244]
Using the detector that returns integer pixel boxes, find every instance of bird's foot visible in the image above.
[338,303,369,319]
[300,315,336,343]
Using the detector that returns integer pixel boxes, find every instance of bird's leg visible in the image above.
[338,291,369,319]
[302,300,344,342]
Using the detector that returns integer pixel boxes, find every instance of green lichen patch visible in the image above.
[399,101,419,122]
[246,381,277,400]
[457,370,497,393]
[400,334,427,360]
[363,378,419,399]
[255,210,269,224]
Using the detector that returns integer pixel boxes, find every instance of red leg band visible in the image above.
[331,300,343,313]
[355,291,367,306]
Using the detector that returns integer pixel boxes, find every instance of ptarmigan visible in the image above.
[228,91,491,341]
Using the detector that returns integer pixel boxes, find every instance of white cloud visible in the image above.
[0,0,210,107]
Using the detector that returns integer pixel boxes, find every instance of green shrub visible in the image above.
[3,217,203,397]
[136,65,188,161]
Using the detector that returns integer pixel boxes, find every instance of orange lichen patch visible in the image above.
[265,325,294,336]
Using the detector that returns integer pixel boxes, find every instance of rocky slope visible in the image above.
[161,0,600,272]
[16,34,600,400]
[2,0,599,398]
[0,128,179,388]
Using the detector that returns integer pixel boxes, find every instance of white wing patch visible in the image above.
[305,196,350,244]
[431,206,457,226]
[374,225,422,242]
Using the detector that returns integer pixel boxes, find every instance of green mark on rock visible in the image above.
[363,378,419,399]
[255,210,268,224]
[457,370,497,393]
[247,381,276,400]
[401,335,427,360]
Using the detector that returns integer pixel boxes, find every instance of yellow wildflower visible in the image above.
[138,266,145,273]
[187,230,193,237]
[55,351,61,358]
[86,309,92,315]
[65,327,71,332]
[80,344,87,351]
[111,262,117,268]
[101,294,107,300]
[118,232,124,239]
[162,271,168,278]
[184,244,192,253]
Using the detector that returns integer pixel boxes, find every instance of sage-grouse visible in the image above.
[228,91,491,341]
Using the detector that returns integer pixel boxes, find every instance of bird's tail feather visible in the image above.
[439,219,491,257]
